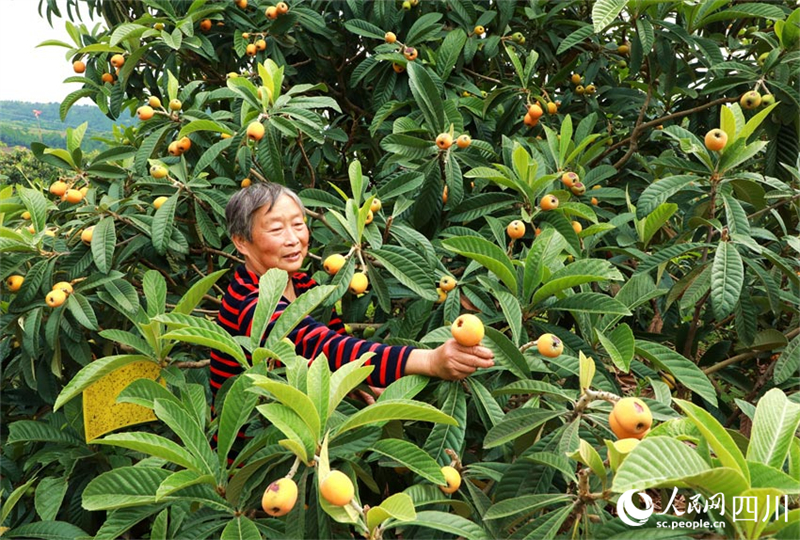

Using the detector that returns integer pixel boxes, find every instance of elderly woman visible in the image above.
[210,183,494,403]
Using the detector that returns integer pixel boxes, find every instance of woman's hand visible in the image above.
[406,339,494,380]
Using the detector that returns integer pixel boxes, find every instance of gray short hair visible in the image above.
[226,182,305,241]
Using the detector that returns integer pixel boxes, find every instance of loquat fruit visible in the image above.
[169,99,182,111]
[536,333,563,357]
[456,134,471,148]
[473,25,485,35]
[64,189,84,204]
[261,478,298,517]
[571,221,582,234]
[110,54,125,68]
[540,194,559,211]
[547,102,558,114]
[81,226,94,243]
[561,172,579,188]
[46,289,67,308]
[168,141,182,156]
[704,129,727,152]
[241,178,252,188]
[370,198,381,213]
[609,397,652,440]
[50,181,68,197]
[349,272,369,294]
[137,105,154,120]
[385,31,396,44]
[199,19,212,32]
[153,196,169,209]
[439,276,457,292]
[149,96,162,108]
[73,60,86,73]
[320,471,354,507]
[439,466,461,494]
[436,288,447,304]
[150,165,168,179]
[740,90,761,110]
[365,210,374,224]
[276,2,289,14]
[6,275,24,292]
[528,103,544,119]
[324,254,346,275]
[506,220,525,239]
[570,182,586,196]
[21,211,31,220]
[403,47,418,61]
[266,6,279,19]
[52,281,73,295]
[101,73,114,84]
[451,314,484,347]
[247,121,265,141]
[436,133,453,150]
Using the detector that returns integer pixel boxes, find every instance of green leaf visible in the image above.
[437,29,467,81]
[532,259,623,305]
[333,400,457,438]
[747,388,800,470]
[635,243,711,275]
[407,62,445,134]
[592,0,627,32]
[674,399,749,483]
[53,355,153,411]
[91,216,116,274]
[548,293,631,316]
[557,25,594,54]
[369,439,445,485]
[94,432,203,472]
[484,409,563,448]
[635,341,717,407]
[423,382,467,465]
[143,270,167,317]
[344,19,386,40]
[163,325,247,368]
[525,453,578,483]
[172,269,228,315]
[264,285,336,348]
[220,516,261,540]
[177,119,230,138]
[329,355,373,413]
[711,242,744,320]
[483,327,530,380]
[367,493,416,530]
[34,477,69,522]
[596,324,634,372]
[153,399,219,478]
[442,236,517,293]
[636,175,698,219]
[66,293,99,330]
[613,437,716,492]
[368,246,438,301]
[248,375,320,438]
[1,477,37,524]
[250,269,288,348]
[568,439,606,485]
[216,373,258,469]
[774,334,800,385]
[155,470,215,502]
[641,203,677,248]
[17,187,49,234]
[83,466,170,510]
[492,380,571,400]
[579,351,596,394]
[6,521,89,540]
[256,403,314,462]
[151,194,179,256]
[389,511,489,540]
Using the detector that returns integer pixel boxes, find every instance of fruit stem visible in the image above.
[285,456,301,480]
[571,388,620,419]
[444,448,462,470]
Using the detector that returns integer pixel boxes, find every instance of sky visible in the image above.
[0,0,102,103]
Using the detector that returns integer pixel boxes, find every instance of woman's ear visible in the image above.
[231,234,250,258]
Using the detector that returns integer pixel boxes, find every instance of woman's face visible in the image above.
[233,194,309,275]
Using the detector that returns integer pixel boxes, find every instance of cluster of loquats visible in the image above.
[46,280,75,308]
[436,275,457,304]
[435,131,471,151]
[264,2,289,21]
[49,180,88,204]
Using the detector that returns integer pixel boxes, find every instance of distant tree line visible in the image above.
[0,100,120,151]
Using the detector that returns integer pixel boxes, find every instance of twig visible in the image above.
[683,290,710,359]
[612,85,653,170]
[591,96,739,167]
[704,327,800,375]
[296,133,316,189]
[747,192,800,219]
[462,67,502,84]
[173,359,210,368]
[190,246,244,264]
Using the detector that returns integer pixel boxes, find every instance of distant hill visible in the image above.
[0,100,123,152]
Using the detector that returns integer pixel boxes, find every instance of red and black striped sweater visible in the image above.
[210,265,413,400]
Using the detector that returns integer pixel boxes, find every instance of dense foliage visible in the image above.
[1,1,799,539]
